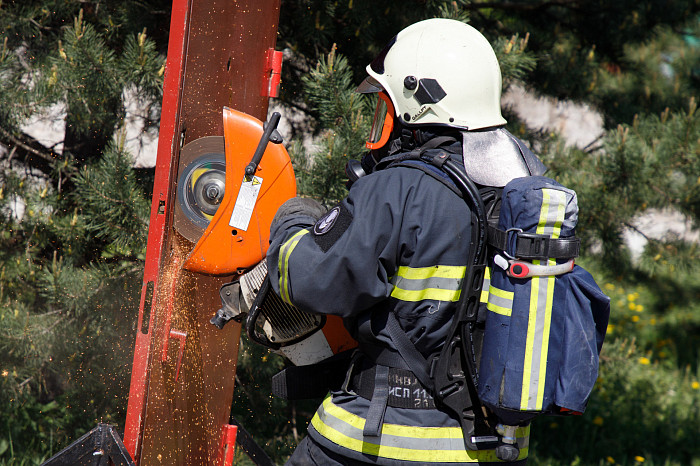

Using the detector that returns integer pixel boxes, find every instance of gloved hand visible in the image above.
[270,197,327,235]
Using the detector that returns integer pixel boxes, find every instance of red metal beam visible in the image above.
[123,0,282,463]
[123,0,192,459]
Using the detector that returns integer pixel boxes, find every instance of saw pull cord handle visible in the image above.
[245,112,282,176]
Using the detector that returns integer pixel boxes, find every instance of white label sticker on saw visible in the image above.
[229,175,263,231]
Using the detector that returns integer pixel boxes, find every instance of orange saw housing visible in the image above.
[184,108,296,275]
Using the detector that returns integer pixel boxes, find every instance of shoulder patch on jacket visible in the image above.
[312,203,352,252]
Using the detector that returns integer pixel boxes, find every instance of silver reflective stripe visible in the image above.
[311,396,530,463]
[392,275,460,292]
[537,188,566,237]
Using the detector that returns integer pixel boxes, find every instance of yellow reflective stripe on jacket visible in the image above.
[486,284,514,317]
[390,265,465,302]
[278,229,310,305]
[311,396,529,463]
[521,188,566,411]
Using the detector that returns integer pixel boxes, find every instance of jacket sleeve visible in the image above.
[266,170,413,318]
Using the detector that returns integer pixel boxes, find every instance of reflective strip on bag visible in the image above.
[311,396,529,463]
[278,229,310,304]
[390,265,465,302]
[521,188,566,411]
[486,285,514,317]
[480,267,491,303]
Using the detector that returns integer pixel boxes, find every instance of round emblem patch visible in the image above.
[314,206,341,235]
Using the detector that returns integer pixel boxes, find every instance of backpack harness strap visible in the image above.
[348,138,493,449]
[487,225,580,261]
[363,365,390,437]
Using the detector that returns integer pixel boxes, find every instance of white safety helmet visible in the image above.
[357,18,506,133]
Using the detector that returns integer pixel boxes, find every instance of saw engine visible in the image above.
[213,258,356,366]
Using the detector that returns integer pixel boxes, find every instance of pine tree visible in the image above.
[0,3,165,462]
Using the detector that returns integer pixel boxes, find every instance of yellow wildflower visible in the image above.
[638,357,651,365]
[606,457,615,464]
[631,315,640,322]
[592,416,604,426]
[692,381,699,390]
[634,456,645,463]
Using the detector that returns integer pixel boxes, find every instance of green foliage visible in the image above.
[0,5,159,458]
[73,143,150,257]
[0,2,165,163]
[541,99,700,272]
[278,0,482,102]
[531,339,700,466]
[0,150,143,462]
[494,34,538,90]
[484,1,700,125]
[594,19,700,126]
[291,46,370,204]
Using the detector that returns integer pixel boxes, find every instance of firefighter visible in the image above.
[267,18,544,465]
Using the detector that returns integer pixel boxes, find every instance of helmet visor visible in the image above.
[366,93,395,150]
[356,75,384,94]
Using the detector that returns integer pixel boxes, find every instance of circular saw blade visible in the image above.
[173,136,226,243]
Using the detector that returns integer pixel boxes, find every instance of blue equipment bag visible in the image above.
[478,176,610,425]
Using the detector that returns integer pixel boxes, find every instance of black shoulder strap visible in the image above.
[376,149,494,449]
[374,136,457,171]
[363,138,500,448]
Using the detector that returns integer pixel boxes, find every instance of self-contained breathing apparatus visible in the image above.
[343,129,609,461]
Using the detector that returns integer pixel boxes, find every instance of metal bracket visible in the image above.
[41,424,134,466]
[261,48,283,97]
[211,281,244,329]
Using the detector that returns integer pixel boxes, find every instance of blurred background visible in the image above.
[0,1,699,464]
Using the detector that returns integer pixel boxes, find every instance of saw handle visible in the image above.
[245,112,282,176]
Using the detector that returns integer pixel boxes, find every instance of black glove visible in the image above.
[271,197,327,234]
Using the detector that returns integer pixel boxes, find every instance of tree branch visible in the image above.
[0,126,62,176]
[462,0,583,11]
